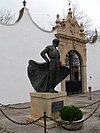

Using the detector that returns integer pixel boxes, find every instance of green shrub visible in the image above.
[59,105,83,122]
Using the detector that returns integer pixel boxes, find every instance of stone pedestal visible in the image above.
[29,91,67,128]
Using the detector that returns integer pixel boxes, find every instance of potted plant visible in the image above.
[59,105,84,130]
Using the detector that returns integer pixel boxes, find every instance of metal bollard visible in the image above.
[44,110,47,133]
[88,86,92,100]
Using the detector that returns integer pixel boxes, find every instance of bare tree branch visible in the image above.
[0,9,15,24]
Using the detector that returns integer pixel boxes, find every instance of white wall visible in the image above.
[87,40,100,91]
[0,8,57,104]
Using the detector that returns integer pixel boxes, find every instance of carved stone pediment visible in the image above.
[55,8,86,41]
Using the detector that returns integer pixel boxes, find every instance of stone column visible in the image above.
[82,65,87,93]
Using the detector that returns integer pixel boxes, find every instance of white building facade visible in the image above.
[87,39,100,92]
[0,7,56,104]
[0,7,99,104]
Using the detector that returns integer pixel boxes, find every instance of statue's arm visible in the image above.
[40,47,49,63]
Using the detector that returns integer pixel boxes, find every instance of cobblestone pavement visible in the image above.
[0,90,100,133]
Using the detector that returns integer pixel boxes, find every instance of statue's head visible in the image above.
[52,39,60,47]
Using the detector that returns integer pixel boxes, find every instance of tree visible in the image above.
[0,9,15,24]
[71,1,98,43]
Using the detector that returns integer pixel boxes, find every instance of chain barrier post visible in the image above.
[88,86,92,100]
[44,110,47,133]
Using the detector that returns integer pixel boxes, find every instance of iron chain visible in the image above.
[0,107,43,125]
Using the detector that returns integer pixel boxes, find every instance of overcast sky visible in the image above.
[0,0,100,31]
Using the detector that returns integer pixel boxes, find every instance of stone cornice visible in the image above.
[55,33,88,44]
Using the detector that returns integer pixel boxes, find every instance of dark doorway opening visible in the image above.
[65,50,82,95]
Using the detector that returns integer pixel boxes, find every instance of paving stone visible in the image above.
[0,90,100,133]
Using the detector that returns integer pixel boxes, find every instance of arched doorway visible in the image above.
[65,50,82,95]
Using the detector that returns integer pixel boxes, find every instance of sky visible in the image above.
[0,0,100,31]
